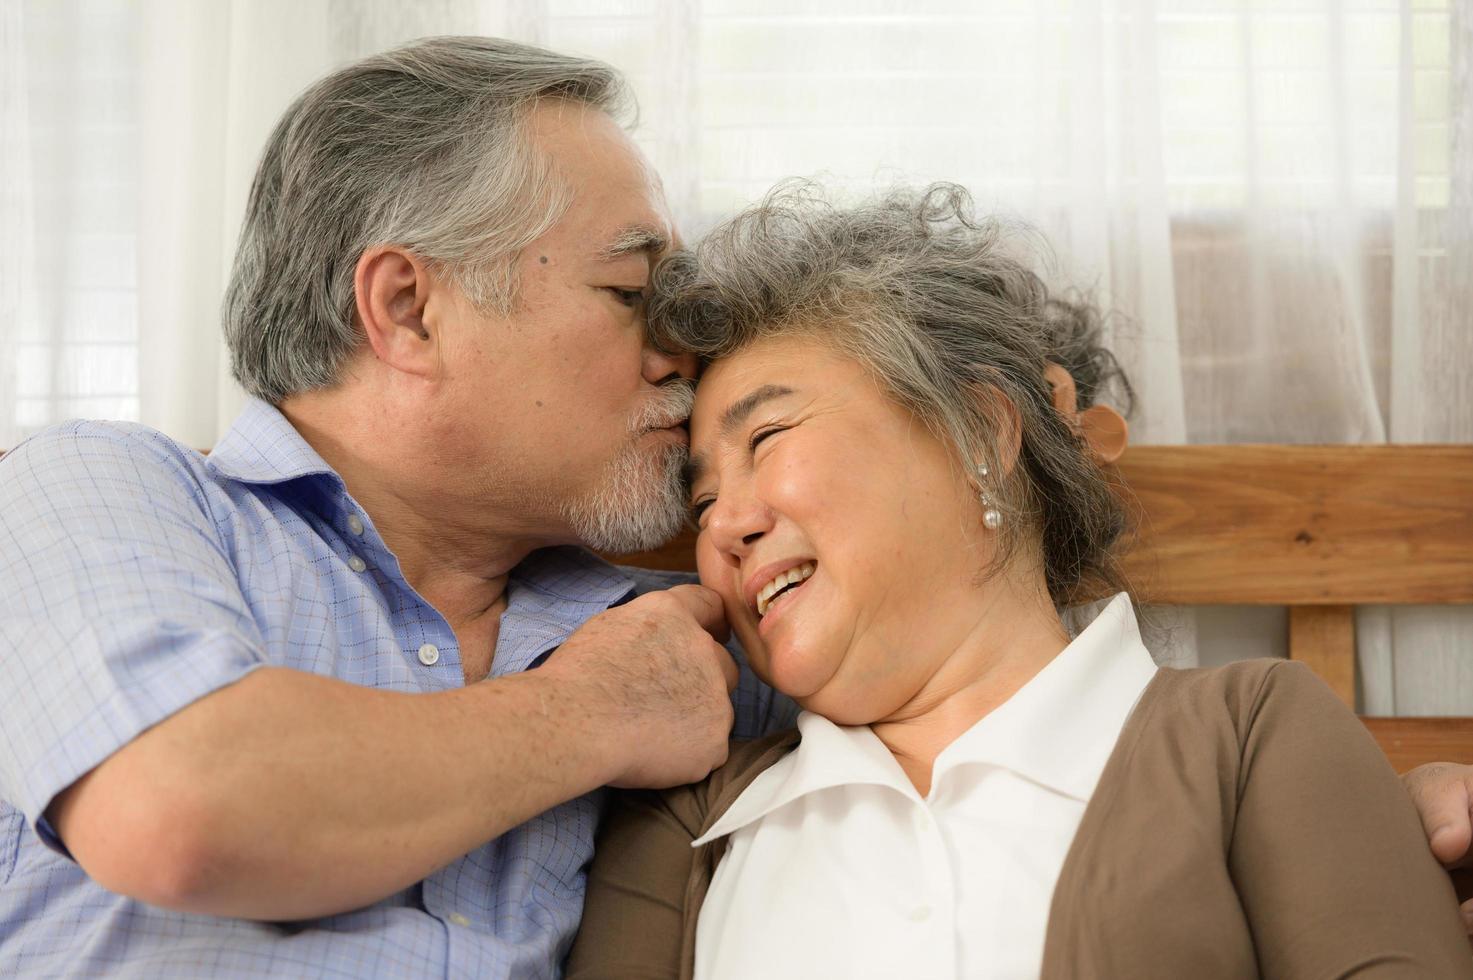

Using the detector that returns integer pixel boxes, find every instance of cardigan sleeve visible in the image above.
[563,784,704,980]
[1228,661,1471,978]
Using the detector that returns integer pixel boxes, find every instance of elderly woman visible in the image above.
[564,185,1468,979]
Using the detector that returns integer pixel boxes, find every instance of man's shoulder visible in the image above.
[2,418,211,496]
[616,564,700,597]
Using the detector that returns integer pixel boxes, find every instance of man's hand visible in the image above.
[542,584,740,790]
[1403,762,1473,933]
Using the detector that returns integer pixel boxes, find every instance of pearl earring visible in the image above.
[975,464,1002,530]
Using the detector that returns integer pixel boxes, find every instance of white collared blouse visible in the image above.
[691,594,1159,980]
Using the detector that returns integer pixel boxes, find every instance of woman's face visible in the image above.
[687,332,998,725]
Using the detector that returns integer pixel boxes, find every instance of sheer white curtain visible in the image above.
[2,0,1466,711]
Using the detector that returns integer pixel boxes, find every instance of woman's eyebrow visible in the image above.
[719,384,796,439]
[684,384,798,492]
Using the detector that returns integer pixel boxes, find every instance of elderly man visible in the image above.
[0,36,1468,978]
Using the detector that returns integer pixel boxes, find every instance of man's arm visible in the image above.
[48,584,738,922]
[0,424,737,922]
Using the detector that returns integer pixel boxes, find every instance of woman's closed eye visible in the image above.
[749,424,788,451]
[688,425,790,528]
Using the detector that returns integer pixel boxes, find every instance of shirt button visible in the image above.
[908,905,932,922]
[447,912,471,927]
[347,513,364,536]
[418,643,440,666]
[347,555,367,573]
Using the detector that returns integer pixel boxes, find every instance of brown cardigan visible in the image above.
[566,660,1471,978]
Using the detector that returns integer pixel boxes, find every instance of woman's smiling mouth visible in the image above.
[749,560,817,618]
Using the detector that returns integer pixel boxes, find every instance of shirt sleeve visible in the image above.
[0,422,267,851]
[564,785,704,980]
[1229,661,1471,977]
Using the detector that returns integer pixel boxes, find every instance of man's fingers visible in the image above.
[716,641,740,694]
[662,584,731,642]
[1460,897,1473,938]
[1404,763,1473,867]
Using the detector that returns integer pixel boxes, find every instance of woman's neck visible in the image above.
[868,576,1070,797]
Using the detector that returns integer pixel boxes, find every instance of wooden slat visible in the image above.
[1364,718,1473,774]
[1288,606,1357,709]
[1114,445,1473,606]
[613,446,1473,607]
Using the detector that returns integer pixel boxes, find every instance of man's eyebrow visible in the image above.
[598,225,669,261]
[683,384,797,496]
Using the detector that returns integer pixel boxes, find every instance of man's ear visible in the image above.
[354,246,439,378]
[1044,361,1128,463]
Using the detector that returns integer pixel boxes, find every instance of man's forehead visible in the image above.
[527,100,678,254]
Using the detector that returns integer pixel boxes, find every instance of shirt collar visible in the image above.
[206,397,341,487]
[492,546,637,677]
[692,710,912,846]
[510,546,637,609]
[693,593,1156,846]
[931,593,1157,801]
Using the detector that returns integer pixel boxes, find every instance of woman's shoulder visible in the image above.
[1134,659,1369,772]
[1148,658,1341,722]
[651,728,801,837]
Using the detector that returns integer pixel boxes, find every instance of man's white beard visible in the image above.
[562,381,693,554]
[563,439,688,554]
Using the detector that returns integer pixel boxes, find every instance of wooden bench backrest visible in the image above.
[613,444,1473,773]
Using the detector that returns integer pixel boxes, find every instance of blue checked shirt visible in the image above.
[0,398,796,979]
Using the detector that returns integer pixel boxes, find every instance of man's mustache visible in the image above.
[631,379,695,434]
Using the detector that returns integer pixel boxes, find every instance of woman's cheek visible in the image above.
[696,534,771,677]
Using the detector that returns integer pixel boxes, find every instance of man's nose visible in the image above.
[643,344,698,383]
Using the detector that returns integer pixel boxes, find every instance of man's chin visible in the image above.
[563,442,689,556]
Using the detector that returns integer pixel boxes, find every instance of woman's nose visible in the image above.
[706,489,771,560]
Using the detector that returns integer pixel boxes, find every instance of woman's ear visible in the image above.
[354,245,439,379]
[970,383,1024,475]
[1044,361,1128,463]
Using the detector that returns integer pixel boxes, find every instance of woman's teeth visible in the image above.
[756,561,816,618]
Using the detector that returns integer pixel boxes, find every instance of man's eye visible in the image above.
[606,287,646,308]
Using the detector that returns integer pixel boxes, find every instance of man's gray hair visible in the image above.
[648,182,1134,606]
[223,36,629,403]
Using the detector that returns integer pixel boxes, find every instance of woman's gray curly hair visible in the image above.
[647,182,1133,606]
